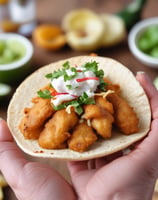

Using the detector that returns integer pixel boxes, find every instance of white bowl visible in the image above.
[128,17,158,68]
[0,33,33,84]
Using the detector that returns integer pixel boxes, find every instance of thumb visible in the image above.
[0,119,27,186]
[0,118,14,141]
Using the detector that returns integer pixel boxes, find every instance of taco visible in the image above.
[7,56,151,160]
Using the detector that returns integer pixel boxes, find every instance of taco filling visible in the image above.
[19,60,139,153]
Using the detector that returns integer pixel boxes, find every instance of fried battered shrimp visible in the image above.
[68,122,97,152]
[19,119,43,139]
[107,93,139,134]
[91,111,114,138]
[95,96,114,114]
[104,78,120,94]
[19,98,54,139]
[83,104,107,119]
[38,109,79,149]
[83,102,114,138]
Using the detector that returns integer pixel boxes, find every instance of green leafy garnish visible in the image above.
[63,61,71,69]
[79,92,95,105]
[98,79,108,92]
[45,61,107,91]
[63,67,77,81]
[53,100,81,114]
[83,61,107,91]
[45,69,65,80]
[66,84,73,89]
[40,60,108,114]
[83,61,104,78]
[37,89,52,99]
[45,61,78,82]
[74,106,83,115]
[53,92,95,115]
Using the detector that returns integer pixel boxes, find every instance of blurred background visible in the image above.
[0,0,158,199]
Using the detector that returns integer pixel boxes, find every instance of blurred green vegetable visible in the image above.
[137,25,158,57]
[0,40,6,55]
[0,82,11,100]
[0,39,26,64]
[117,0,147,30]
[150,47,158,58]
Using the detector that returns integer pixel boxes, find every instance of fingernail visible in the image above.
[136,71,145,75]
[0,117,4,121]
[137,71,153,83]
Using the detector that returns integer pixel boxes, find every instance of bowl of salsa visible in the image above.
[128,17,158,68]
[0,33,33,84]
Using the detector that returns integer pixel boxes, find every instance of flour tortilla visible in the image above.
[7,56,151,161]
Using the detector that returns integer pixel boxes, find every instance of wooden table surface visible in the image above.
[1,0,158,199]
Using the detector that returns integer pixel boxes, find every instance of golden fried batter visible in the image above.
[83,104,107,119]
[19,77,139,153]
[19,118,43,139]
[83,102,114,138]
[95,96,114,114]
[68,122,97,152]
[104,78,120,94]
[19,98,54,139]
[107,93,139,134]
[38,109,79,149]
[91,110,114,138]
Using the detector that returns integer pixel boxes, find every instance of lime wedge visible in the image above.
[153,77,158,90]
[0,83,11,97]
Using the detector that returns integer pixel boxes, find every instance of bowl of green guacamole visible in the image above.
[128,17,158,68]
[0,33,33,84]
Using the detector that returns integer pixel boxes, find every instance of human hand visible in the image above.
[68,72,158,200]
[0,120,76,200]
[0,72,157,200]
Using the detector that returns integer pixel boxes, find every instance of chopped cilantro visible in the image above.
[66,84,73,89]
[45,62,78,81]
[40,60,108,114]
[53,92,95,115]
[83,61,104,78]
[79,92,95,105]
[37,89,52,99]
[98,79,108,92]
[64,67,78,81]
[63,61,70,69]
[74,106,83,115]
[45,73,53,79]
[45,69,65,80]
[83,61,98,72]
[83,61,107,91]
[53,103,66,110]
[53,100,83,115]
[45,61,107,91]
[53,100,78,111]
